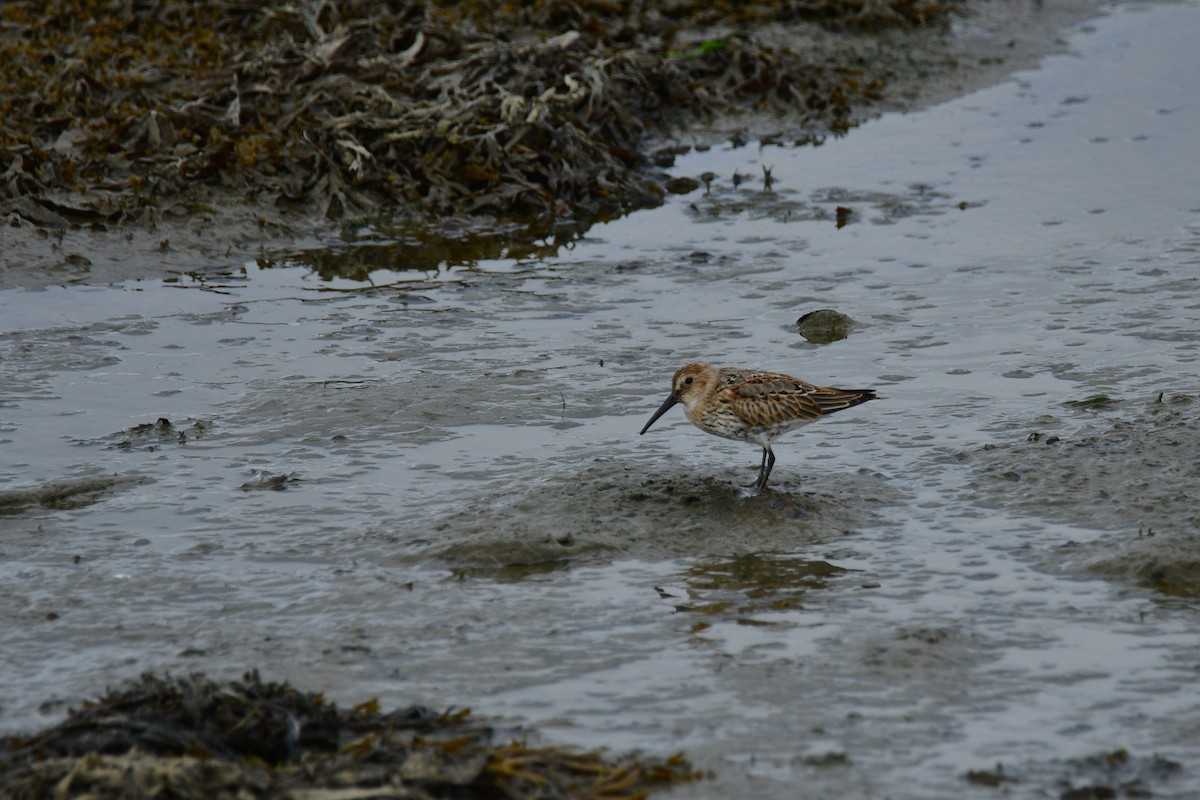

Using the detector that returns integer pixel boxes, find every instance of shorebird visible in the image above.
[639,363,877,491]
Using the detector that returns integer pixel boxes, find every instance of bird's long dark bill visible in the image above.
[639,393,679,435]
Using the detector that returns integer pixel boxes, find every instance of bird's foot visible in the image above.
[742,477,769,496]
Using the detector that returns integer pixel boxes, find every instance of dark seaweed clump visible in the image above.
[0,671,700,799]
[0,0,960,229]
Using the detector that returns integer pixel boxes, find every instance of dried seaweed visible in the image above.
[0,671,702,799]
[0,0,960,227]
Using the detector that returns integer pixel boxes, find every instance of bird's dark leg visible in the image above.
[752,448,768,488]
[753,447,776,491]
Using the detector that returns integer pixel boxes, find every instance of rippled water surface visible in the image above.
[3,3,1200,797]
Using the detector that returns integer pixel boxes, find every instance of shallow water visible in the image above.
[3,2,1200,797]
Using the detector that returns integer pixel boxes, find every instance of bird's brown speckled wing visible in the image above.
[725,372,824,426]
[724,370,876,426]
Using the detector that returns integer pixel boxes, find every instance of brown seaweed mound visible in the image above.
[0,671,700,799]
[0,0,959,227]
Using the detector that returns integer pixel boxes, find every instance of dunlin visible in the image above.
[639,363,877,491]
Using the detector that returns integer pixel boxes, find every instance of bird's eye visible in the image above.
[684,377,693,385]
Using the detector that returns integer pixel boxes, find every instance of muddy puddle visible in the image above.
[3,2,1200,797]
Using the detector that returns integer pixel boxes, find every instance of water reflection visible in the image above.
[675,554,850,620]
[260,217,588,280]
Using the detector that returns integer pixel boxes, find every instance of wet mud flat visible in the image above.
[2,269,1197,800]
[4,1,1200,798]
[963,392,1200,597]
